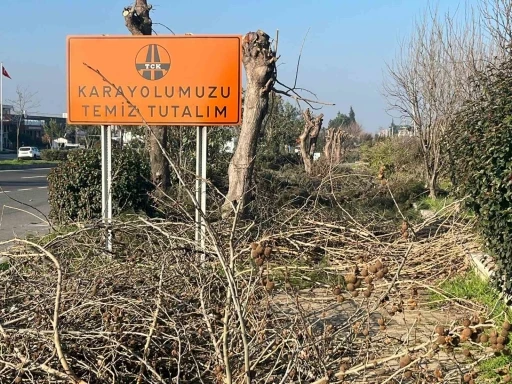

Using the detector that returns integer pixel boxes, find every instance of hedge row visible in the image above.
[47,148,154,223]
[450,58,512,293]
[41,149,69,161]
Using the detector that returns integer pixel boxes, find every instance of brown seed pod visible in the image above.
[463,373,472,382]
[14,377,22,384]
[399,354,411,368]
[351,290,359,298]
[480,334,489,343]
[361,269,368,277]
[333,287,342,296]
[462,318,471,327]
[462,348,471,357]
[490,329,498,337]
[382,266,389,276]
[337,295,345,303]
[503,374,511,383]
[369,265,378,274]
[496,343,505,351]
[461,328,473,339]
[498,336,506,345]
[435,325,445,336]
[265,281,275,292]
[250,242,258,250]
[503,321,511,331]
[354,279,362,289]
[346,283,355,292]
[365,276,373,284]
[363,289,372,298]
[255,244,264,255]
[379,325,386,331]
[255,257,264,267]
[251,249,260,258]
[404,370,412,379]
[501,329,509,338]
[362,328,369,336]
[436,335,446,345]
[378,317,385,326]
[490,336,498,345]
[345,274,357,284]
[375,260,384,270]
[434,367,443,378]
[376,270,385,279]
[264,247,272,257]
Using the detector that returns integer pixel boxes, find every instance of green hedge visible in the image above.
[41,149,69,161]
[450,58,512,293]
[48,148,154,223]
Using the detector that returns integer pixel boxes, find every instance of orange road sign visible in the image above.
[66,35,242,126]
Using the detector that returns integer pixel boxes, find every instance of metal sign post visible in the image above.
[195,126,207,251]
[101,125,112,252]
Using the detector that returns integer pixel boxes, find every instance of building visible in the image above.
[0,104,66,149]
[378,121,415,138]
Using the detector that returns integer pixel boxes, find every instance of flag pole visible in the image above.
[1,61,3,152]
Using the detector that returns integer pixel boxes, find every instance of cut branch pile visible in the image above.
[0,205,497,383]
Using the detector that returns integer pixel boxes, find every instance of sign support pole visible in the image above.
[195,126,207,252]
[101,125,112,252]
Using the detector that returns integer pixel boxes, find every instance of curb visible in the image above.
[0,163,58,171]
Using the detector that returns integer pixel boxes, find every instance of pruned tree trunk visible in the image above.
[299,109,323,175]
[222,31,276,217]
[323,127,349,166]
[123,0,170,191]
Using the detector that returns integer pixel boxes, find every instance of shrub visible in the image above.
[41,149,70,161]
[48,148,154,223]
[361,137,422,176]
[450,58,512,293]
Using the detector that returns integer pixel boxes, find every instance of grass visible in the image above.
[0,159,60,166]
[416,196,456,212]
[431,270,510,321]
[430,270,512,382]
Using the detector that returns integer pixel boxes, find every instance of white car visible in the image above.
[18,146,41,160]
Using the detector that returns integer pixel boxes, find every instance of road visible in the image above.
[0,153,17,160]
[0,168,51,242]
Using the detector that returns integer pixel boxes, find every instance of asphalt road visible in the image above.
[0,168,51,242]
[0,153,17,160]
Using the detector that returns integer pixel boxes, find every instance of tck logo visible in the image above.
[135,44,171,81]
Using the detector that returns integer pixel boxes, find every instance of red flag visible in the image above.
[2,66,11,79]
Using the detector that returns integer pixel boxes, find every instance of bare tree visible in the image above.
[221,31,277,217]
[298,108,323,174]
[383,6,462,198]
[323,121,362,166]
[8,85,40,153]
[123,0,170,192]
[480,0,512,57]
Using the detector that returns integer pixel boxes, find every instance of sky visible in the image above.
[0,0,478,133]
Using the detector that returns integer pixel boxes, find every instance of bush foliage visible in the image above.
[48,148,154,223]
[450,59,512,292]
[41,149,70,161]
[361,136,422,176]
